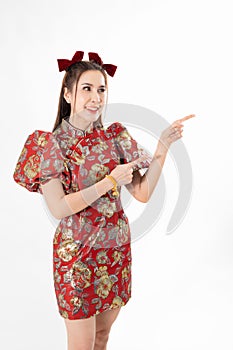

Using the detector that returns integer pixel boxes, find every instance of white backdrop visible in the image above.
[1,0,233,349]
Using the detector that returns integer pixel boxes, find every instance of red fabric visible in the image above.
[13,120,151,319]
[13,130,70,194]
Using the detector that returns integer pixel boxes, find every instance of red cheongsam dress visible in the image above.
[13,117,152,320]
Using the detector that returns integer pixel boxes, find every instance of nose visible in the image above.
[90,89,101,103]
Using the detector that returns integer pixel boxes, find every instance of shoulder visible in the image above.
[106,122,127,136]
[26,129,55,145]
[22,129,52,147]
[14,129,61,177]
[13,129,64,193]
[22,129,60,154]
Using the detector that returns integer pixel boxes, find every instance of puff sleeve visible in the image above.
[13,130,70,194]
[110,122,153,171]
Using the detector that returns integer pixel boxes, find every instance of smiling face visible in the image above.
[63,70,107,128]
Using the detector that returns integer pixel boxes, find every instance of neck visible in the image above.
[68,116,92,131]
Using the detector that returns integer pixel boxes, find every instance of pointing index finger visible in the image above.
[179,114,196,123]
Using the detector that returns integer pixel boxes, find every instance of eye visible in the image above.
[82,86,106,93]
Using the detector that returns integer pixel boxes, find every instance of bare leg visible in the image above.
[94,307,121,350]
[64,316,96,350]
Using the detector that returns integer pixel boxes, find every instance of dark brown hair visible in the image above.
[52,61,108,132]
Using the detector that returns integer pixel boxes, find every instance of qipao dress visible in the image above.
[13,117,152,320]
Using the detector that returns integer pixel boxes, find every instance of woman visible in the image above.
[13,51,195,350]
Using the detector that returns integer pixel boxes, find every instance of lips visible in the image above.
[85,106,100,114]
[85,106,99,111]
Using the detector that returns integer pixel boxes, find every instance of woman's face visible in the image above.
[64,70,107,123]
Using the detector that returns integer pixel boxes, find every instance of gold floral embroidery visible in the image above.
[92,140,109,154]
[70,261,92,289]
[24,154,40,179]
[116,219,130,246]
[70,150,86,165]
[37,135,48,147]
[53,226,62,245]
[60,310,69,319]
[88,164,109,182]
[95,266,108,277]
[71,296,83,308]
[116,130,132,150]
[96,275,113,299]
[96,250,109,264]
[111,251,124,266]
[18,146,27,161]
[57,239,80,262]
[95,266,113,299]
[96,197,116,218]
[58,293,67,309]
[63,271,71,283]
[128,282,131,295]
[61,228,74,241]
[54,270,61,284]
[122,266,130,279]
[111,296,125,308]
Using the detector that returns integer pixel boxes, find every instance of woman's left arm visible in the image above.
[125,114,196,202]
[125,141,168,202]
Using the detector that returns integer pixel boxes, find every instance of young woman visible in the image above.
[13,51,195,350]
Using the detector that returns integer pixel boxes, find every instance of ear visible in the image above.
[63,87,71,104]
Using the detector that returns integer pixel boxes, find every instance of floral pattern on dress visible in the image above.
[13,117,152,319]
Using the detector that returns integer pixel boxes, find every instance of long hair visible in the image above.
[53,61,108,132]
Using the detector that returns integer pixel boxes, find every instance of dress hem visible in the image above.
[58,295,132,321]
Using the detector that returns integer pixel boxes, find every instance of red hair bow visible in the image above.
[57,51,84,72]
[57,51,117,77]
[88,52,117,77]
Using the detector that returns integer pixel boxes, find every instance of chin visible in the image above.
[86,113,101,122]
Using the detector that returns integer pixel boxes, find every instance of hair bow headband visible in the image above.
[57,51,117,77]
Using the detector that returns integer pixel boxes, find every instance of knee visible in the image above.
[94,329,110,348]
[67,336,95,350]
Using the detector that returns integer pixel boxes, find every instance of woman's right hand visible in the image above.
[109,154,150,186]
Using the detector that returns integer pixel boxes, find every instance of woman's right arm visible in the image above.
[41,155,147,220]
[41,176,114,220]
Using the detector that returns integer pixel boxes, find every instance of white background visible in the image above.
[1,0,233,349]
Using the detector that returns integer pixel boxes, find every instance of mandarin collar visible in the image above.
[61,117,95,138]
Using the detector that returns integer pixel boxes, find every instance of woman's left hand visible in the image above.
[159,114,196,149]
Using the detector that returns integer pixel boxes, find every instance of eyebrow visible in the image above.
[81,83,106,88]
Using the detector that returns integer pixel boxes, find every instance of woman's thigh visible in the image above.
[64,316,96,350]
[95,307,121,333]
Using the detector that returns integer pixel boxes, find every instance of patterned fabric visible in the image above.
[13,118,152,319]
